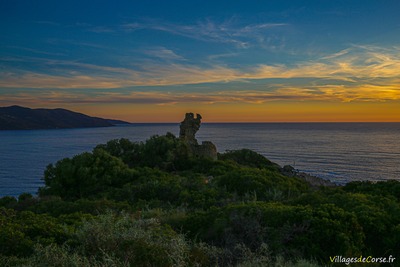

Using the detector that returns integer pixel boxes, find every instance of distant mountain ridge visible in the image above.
[0,105,130,130]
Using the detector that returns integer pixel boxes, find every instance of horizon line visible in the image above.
[126,121,400,124]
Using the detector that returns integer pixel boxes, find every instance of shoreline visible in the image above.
[281,165,337,188]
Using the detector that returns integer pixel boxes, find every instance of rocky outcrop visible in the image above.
[179,113,217,160]
[281,165,337,188]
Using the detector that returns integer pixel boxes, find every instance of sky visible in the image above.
[1,0,400,122]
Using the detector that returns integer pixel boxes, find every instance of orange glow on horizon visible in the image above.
[69,101,400,123]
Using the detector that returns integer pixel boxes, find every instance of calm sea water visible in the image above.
[1,123,400,197]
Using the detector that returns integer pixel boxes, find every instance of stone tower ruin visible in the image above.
[179,113,217,160]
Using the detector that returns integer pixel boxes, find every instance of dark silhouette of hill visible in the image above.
[0,105,129,130]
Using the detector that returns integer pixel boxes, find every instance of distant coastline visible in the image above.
[0,105,130,130]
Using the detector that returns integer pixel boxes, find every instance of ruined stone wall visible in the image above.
[195,141,217,160]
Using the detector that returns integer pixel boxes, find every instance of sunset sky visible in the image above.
[1,1,400,122]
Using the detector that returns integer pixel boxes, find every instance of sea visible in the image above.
[1,123,400,197]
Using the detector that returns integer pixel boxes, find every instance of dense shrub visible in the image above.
[2,133,399,266]
[0,208,68,257]
[72,212,190,266]
[182,202,365,262]
[40,148,136,200]
[97,133,193,171]
[219,149,280,171]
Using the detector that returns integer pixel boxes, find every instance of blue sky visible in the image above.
[1,1,400,122]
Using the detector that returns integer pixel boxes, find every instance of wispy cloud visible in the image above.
[121,18,287,48]
[1,45,399,105]
[143,47,186,61]
[2,82,399,108]
[3,46,66,57]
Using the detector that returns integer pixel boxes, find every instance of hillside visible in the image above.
[0,105,129,130]
[0,114,399,266]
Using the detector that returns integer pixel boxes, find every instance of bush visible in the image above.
[219,149,280,171]
[0,208,68,257]
[73,211,190,266]
[40,148,135,200]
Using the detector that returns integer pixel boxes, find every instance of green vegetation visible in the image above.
[1,133,399,266]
